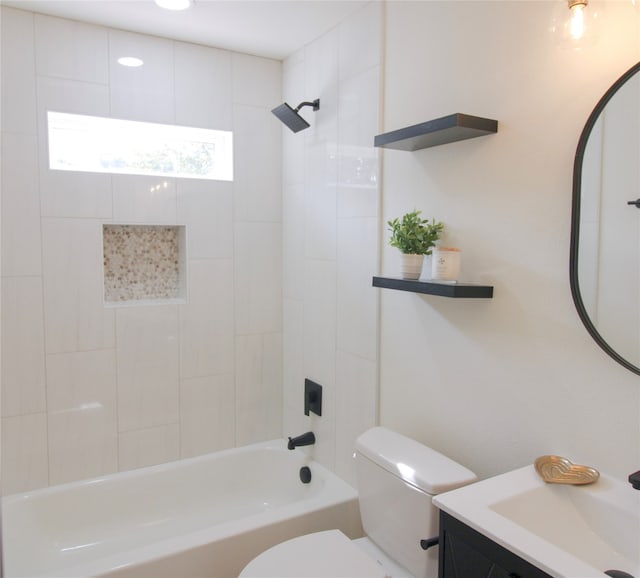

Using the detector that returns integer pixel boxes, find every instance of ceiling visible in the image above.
[0,0,369,60]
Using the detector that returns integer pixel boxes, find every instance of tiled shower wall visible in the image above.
[281,2,382,486]
[1,7,283,493]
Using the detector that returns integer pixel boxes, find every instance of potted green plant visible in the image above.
[387,210,444,279]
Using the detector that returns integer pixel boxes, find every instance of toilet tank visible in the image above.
[355,427,477,578]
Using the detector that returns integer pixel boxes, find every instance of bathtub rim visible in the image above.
[2,438,359,578]
[3,437,305,502]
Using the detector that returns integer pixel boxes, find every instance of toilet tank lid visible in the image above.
[355,427,477,495]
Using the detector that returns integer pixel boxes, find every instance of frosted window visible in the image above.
[48,111,233,181]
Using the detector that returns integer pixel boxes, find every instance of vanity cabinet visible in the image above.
[438,511,552,578]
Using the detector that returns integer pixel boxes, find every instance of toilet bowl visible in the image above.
[240,530,391,578]
[239,427,477,578]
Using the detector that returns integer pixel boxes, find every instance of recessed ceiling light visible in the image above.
[117,56,144,67]
[154,0,192,10]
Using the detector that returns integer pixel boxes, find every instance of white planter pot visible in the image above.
[400,253,424,280]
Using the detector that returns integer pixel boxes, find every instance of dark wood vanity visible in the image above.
[438,511,552,578]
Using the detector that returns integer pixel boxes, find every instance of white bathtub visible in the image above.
[2,439,362,578]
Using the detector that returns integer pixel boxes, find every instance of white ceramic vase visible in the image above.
[431,247,462,281]
[400,253,424,280]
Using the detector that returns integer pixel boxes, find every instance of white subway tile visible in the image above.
[338,1,382,81]
[116,305,180,432]
[175,42,232,130]
[303,27,338,107]
[263,332,284,439]
[283,46,304,71]
[180,374,235,458]
[46,350,118,485]
[35,14,109,84]
[118,423,179,471]
[337,68,380,219]
[109,30,174,123]
[177,180,233,260]
[233,104,282,223]
[1,277,46,417]
[235,335,263,446]
[338,67,381,151]
[283,298,304,437]
[112,175,177,223]
[40,170,113,220]
[234,223,282,335]
[37,76,110,118]
[283,183,305,300]
[304,152,337,261]
[232,52,281,108]
[41,218,115,354]
[2,413,49,495]
[281,57,306,187]
[235,334,283,446]
[1,132,42,277]
[336,217,378,361]
[263,332,283,401]
[303,259,336,387]
[179,259,235,379]
[1,7,37,135]
[335,350,377,486]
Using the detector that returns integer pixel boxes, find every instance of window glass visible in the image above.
[47,111,233,181]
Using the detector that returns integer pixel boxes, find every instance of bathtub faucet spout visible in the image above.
[287,432,315,450]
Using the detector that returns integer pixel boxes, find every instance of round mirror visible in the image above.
[571,61,640,376]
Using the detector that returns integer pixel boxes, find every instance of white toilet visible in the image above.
[239,427,477,578]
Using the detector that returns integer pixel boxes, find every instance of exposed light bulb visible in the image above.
[569,0,588,40]
[549,0,602,49]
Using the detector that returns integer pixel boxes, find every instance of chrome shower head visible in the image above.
[271,99,320,133]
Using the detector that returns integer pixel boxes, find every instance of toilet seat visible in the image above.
[238,530,389,578]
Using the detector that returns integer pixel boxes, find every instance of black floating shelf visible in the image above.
[374,113,498,151]
[372,276,493,299]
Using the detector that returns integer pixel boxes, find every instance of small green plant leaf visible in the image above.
[387,210,444,255]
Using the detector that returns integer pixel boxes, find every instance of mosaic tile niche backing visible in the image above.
[103,225,186,304]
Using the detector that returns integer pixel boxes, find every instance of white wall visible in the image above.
[281,2,382,486]
[380,1,640,482]
[1,7,283,494]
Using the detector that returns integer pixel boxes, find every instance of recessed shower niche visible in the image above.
[103,224,187,306]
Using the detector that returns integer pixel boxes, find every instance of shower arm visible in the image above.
[294,99,320,113]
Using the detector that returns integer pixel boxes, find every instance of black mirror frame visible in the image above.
[570,60,640,377]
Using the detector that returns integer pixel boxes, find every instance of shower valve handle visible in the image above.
[627,198,640,208]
